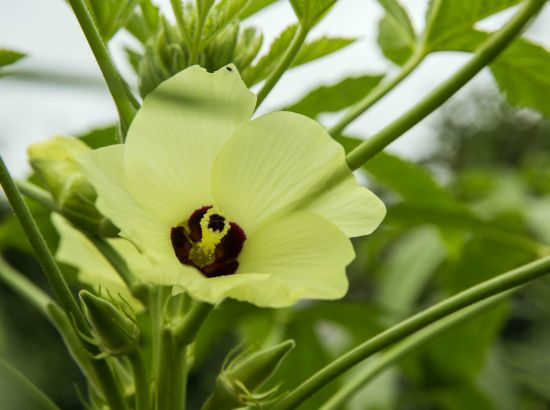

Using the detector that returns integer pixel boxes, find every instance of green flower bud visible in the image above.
[202,340,295,410]
[28,136,116,235]
[79,290,139,356]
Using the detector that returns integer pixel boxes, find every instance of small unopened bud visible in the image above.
[28,136,115,235]
[79,290,139,356]
[202,340,295,410]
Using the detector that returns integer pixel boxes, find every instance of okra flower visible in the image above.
[80,65,385,307]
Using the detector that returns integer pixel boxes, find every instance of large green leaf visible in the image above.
[423,0,520,51]
[377,0,417,65]
[491,38,550,119]
[292,36,355,67]
[0,49,25,69]
[290,0,337,28]
[284,74,383,118]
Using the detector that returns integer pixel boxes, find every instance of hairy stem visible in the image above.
[67,0,137,136]
[256,24,309,108]
[345,0,546,171]
[272,254,550,410]
[330,47,426,136]
[319,292,511,410]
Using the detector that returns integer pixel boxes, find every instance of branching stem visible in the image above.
[345,0,546,170]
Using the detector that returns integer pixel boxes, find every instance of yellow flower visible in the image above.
[79,65,385,307]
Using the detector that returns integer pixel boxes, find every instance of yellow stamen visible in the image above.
[189,208,230,267]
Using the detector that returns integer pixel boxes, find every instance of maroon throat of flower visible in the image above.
[170,206,246,278]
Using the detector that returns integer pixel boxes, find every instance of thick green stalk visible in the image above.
[129,350,150,410]
[67,0,137,135]
[0,157,128,410]
[329,47,426,136]
[156,300,212,409]
[319,292,511,410]
[345,0,546,171]
[256,24,309,108]
[156,328,188,410]
[272,254,550,410]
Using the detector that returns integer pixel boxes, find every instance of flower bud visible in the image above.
[202,340,295,409]
[79,290,139,356]
[28,136,115,235]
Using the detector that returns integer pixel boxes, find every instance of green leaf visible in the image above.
[0,49,25,69]
[290,0,337,28]
[284,74,383,118]
[423,0,520,51]
[291,36,355,67]
[376,0,417,65]
[0,359,60,410]
[241,0,279,19]
[243,27,354,86]
[377,227,446,320]
[364,151,466,210]
[77,125,118,148]
[242,24,297,85]
[491,38,550,119]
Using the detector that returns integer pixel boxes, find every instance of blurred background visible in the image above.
[1,0,550,409]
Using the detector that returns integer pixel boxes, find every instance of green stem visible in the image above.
[329,47,426,136]
[345,0,546,171]
[171,0,192,46]
[256,24,309,108]
[16,180,58,211]
[173,300,214,348]
[272,254,550,410]
[0,255,53,316]
[319,292,511,410]
[0,157,128,410]
[67,0,137,136]
[129,350,150,410]
[156,328,187,410]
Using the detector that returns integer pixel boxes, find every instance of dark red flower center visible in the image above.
[170,206,246,278]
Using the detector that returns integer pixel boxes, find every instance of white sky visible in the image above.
[1,0,550,177]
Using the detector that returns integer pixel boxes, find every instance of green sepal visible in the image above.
[202,340,295,409]
[79,290,139,356]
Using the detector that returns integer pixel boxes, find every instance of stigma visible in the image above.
[170,206,246,278]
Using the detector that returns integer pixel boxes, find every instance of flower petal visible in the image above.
[211,111,385,236]
[235,212,354,307]
[79,144,171,257]
[124,65,256,225]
